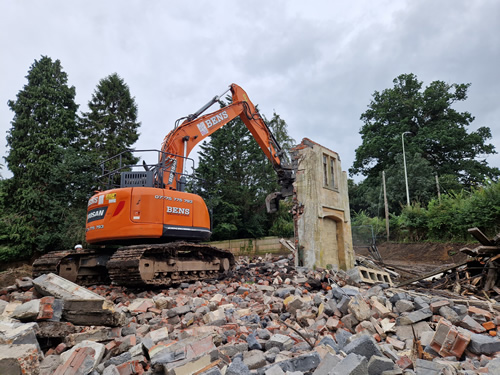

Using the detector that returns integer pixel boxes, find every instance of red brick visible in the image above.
[148,307,162,315]
[468,306,492,321]
[117,360,144,375]
[54,347,95,375]
[37,304,54,320]
[386,336,406,350]
[482,321,496,330]
[431,318,471,358]
[396,355,413,370]
[55,343,67,355]
[118,335,137,352]
[106,340,118,352]
[430,318,452,353]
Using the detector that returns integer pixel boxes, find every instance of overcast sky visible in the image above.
[1,1,499,182]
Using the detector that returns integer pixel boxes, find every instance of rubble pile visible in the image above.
[412,228,500,303]
[0,255,499,375]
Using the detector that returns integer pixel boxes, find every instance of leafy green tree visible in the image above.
[79,73,140,181]
[2,56,88,260]
[351,73,499,188]
[384,153,435,210]
[191,101,294,241]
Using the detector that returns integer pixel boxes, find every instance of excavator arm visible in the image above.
[158,84,294,212]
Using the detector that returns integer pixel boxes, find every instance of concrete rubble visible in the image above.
[0,256,499,375]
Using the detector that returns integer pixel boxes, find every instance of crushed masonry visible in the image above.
[0,249,499,375]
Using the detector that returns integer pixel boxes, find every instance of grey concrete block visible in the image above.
[468,332,500,355]
[368,355,395,375]
[394,300,414,314]
[264,364,285,375]
[318,336,339,352]
[344,334,383,359]
[347,266,393,286]
[331,353,368,375]
[63,299,125,327]
[438,305,460,324]
[247,332,263,350]
[257,352,321,375]
[265,334,294,351]
[412,296,429,310]
[348,294,371,321]
[337,295,351,315]
[459,315,486,333]
[219,342,249,358]
[39,354,61,375]
[414,359,446,375]
[312,353,340,375]
[379,344,400,362]
[11,300,40,321]
[227,356,250,375]
[394,321,432,341]
[486,357,500,374]
[243,350,266,370]
[341,313,359,332]
[396,308,432,326]
[0,321,41,355]
[389,293,410,304]
[335,329,353,349]
[33,273,104,300]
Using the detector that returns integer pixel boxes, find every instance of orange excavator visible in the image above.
[33,84,295,287]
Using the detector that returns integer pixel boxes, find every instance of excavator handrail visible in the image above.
[97,148,195,190]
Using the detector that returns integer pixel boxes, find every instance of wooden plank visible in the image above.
[468,227,493,246]
[474,246,500,255]
[397,260,469,287]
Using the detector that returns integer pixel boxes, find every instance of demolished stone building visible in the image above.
[292,138,355,271]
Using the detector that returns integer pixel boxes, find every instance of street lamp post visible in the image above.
[402,132,411,207]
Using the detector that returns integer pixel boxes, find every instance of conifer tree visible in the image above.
[79,73,140,181]
[2,56,85,259]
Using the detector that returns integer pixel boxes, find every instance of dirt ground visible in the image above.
[0,263,33,288]
[355,242,469,281]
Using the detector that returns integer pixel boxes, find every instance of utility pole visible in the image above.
[382,171,390,241]
[402,132,411,207]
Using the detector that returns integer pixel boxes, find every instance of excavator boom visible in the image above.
[159,84,294,202]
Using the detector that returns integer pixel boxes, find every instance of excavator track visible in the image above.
[107,242,235,287]
[32,249,113,286]
[32,250,74,277]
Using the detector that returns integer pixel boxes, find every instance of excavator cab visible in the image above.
[86,149,211,245]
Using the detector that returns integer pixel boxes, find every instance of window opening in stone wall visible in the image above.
[323,153,337,190]
[323,154,328,186]
[330,157,336,188]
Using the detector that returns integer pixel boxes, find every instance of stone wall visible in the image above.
[208,237,293,256]
[292,138,355,270]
